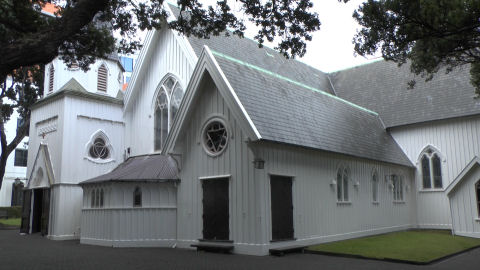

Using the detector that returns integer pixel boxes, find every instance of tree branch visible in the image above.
[0,0,110,78]
[5,116,30,157]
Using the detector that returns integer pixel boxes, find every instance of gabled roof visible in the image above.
[211,50,413,167]
[331,61,480,128]
[27,144,55,189]
[32,78,123,109]
[446,156,480,196]
[166,46,413,167]
[80,154,179,185]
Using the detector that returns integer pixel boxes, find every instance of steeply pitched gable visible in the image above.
[166,46,413,167]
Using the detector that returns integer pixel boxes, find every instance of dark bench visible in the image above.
[191,242,234,253]
[269,245,305,256]
[0,210,8,219]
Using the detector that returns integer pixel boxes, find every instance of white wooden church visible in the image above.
[21,4,480,255]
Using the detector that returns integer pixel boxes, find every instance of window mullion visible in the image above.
[429,156,434,188]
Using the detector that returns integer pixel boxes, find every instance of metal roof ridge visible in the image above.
[210,50,379,116]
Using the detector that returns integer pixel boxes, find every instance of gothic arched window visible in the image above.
[476,180,480,217]
[336,166,349,202]
[420,147,443,189]
[154,75,184,151]
[372,171,379,203]
[97,63,108,92]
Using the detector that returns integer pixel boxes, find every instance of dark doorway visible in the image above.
[20,189,32,234]
[270,175,294,241]
[31,189,50,235]
[202,178,229,241]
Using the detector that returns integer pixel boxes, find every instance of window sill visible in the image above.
[419,188,444,193]
[84,156,116,164]
[336,201,352,205]
[393,201,406,204]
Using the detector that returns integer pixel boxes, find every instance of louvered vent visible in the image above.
[70,61,79,70]
[97,64,108,92]
[48,64,54,92]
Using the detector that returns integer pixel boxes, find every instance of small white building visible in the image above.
[21,3,480,256]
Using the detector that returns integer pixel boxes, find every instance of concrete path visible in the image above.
[0,230,479,270]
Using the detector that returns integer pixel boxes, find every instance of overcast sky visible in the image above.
[197,0,379,72]
[299,0,381,72]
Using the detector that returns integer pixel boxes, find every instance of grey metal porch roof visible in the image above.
[80,154,179,185]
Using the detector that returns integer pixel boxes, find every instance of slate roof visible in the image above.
[330,61,480,128]
[80,154,179,185]
[211,50,413,167]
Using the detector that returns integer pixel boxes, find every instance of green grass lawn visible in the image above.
[307,230,480,263]
[0,218,21,227]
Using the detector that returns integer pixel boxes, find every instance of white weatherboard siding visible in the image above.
[27,98,64,183]
[125,28,194,157]
[448,164,480,238]
[254,142,416,254]
[81,182,177,247]
[61,96,124,182]
[390,115,480,228]
[48,184,83,239]
[27,92,124,239]
[44,58,123,97]
[175,79,259,253]
[174,77,416,255]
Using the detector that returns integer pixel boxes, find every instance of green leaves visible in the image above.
[353,0,480,93]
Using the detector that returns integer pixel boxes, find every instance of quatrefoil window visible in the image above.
[203,120,228,156]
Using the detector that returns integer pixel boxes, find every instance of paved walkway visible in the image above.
[0,230,479,270]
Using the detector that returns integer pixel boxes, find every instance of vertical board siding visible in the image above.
[176,80,259,248]
[125,29,194,156]
[62,96,124,182]
[175,77,415,255]
[449,166,480,237]
[81,182,177,246]
[28,98,64,183]
[390,115,480,228]
[257,142,415,249]
[49,185,83,238]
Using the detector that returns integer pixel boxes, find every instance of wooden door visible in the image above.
[41,189,50,236]
[20,189,32,234]
[202,178,229,241]
[270,175,294,241]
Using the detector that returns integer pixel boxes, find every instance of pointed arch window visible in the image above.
[133,187,142,207]
[336,166,349,202]
[154,74,184,151]
[372,171,379,203]
[48,64,54,93]
[420,147,443,189]
[476,180,480,217]
[97,63,108,92]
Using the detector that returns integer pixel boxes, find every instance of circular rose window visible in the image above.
[203,120,228,155]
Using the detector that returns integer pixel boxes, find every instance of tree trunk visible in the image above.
[0,117,30,190]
